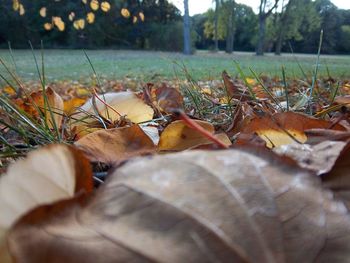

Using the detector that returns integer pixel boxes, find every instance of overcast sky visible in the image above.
[169,0,350,16]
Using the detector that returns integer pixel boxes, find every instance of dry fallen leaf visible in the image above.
[222,71,253,101]
[63,97,87,115]
[19,87,64,129]
[273,140,347,175]
[0,144,93,263]
[75,91,154,124]
[154,84,184,113]
[158,120,231,151]
[322,141,350,210]
[7,149,350,262]
[75,125,156,164]
[237,111,346,148]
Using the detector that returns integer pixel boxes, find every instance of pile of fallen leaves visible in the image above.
[1,71,350,262]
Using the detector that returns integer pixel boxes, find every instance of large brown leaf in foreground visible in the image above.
[322,141,350,210]
[8,149,350,263]
[0,145,93,263]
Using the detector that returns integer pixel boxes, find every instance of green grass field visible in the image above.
[0,49,349,83]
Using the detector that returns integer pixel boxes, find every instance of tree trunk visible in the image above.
[256,15,266,56]
[225,1,235,54]
[214,0,219,52]
[274,30,284,55]
[183,0,191,55]
[256,0,279,56]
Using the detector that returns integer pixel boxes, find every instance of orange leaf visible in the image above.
[159,120,231,151]
[63,97,87,115]
[75,125,156,164]
[237,112,346,148]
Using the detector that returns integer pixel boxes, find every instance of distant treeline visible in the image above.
[1,0,350,54]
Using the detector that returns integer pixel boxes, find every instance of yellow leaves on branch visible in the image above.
[139,12,145,22]
[39,7,46,18]
[11,0,144,31]
[12,0,24,15]
[121,8,130,18]
[43,23,53,31]
[73,19,85,30]
[90,0,99,11]
[101,1,111,12]
[68,12,75,21]
[86,12,95,24]
[52,16,65,31]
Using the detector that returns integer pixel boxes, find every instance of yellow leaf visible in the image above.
[73,19,85,30]
[245,78,256,85]
[2,86,16,96]
[90,0,99,11]
[139,12,145,22]
[39,7,46,17]
[63,97,87,115]
[82,0,87,4]
[68,12,75,21]
[201,88,212,95]
[43,23,53,30]
[159,120,218,151]
[75,87,90,97]
[12,0,19,11]
[133,16,138,24]
[101,1,111,12]
[75,91,154,124]
[19,4,25,15]
[121,8,130,18]
[53,16,65,31]
[86,12,95,24]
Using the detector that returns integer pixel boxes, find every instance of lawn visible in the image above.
[0,49,349,84]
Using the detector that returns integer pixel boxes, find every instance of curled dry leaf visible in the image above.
[273,140,348,175]
[237,111,346,148]
[154,84,184,113]
[334,95,350,107]
[8,149,350,262]
[158,120,231,151]
[75,125,156,164]
[305,129,350,145]
[0,144,93,263]
[16,87,64,129]
[143,84,183,115]
[75,91,154,124]
[322,141,350,210]
[222,71,252,101]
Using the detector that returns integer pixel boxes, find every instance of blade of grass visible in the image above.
[249,68,283,111]
[83,50,110,120]
[288,41,308,80]
[281,66,289,111]
[307,30,324,113]
[233,60,256,100]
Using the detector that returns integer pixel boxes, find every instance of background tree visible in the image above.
[213,0,220,51]
[183,0,191,54]
[274,0,320,55]
[256,0,279,55]
[224,0,235,53]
